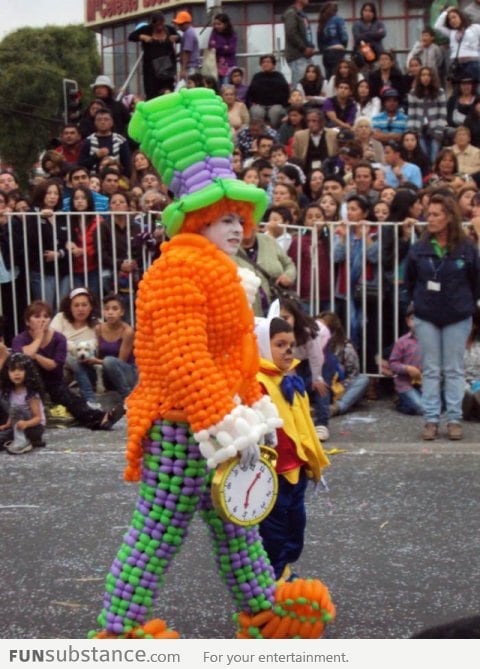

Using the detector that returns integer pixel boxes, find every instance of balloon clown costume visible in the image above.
[90,88,335,640]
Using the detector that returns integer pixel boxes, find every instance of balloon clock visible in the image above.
[211,446,278,525]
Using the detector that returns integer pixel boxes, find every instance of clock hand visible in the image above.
[244,472,261,508]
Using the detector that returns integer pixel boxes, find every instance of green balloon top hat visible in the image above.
[128,88,268,237]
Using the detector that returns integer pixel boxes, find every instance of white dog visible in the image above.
[74,340,106,394]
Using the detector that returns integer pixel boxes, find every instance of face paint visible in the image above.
[201,214,244,255]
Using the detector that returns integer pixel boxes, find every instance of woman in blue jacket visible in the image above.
[317,2,348,79]
[406,192,480,441]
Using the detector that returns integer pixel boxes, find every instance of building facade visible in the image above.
[85,1,434,96]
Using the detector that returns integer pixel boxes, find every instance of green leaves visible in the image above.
[0,25,100,182]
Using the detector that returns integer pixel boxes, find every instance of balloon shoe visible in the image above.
[235,578,335,639]
[89,619,179,639]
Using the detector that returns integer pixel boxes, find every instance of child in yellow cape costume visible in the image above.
[255,316,329,582]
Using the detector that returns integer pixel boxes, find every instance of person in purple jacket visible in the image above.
[173,10,201,80]
[11,301,124,431]
[208,13,237,85]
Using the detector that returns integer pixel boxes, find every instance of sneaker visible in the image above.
[47,404,76,428]
[100,403,126,430]
[447,422,463,440]
[87,400,102,410]
[329,403,339,417]
[315,425,330,440]
[32,441,46,448]
[422,423,438,441]
[5,440,33,454]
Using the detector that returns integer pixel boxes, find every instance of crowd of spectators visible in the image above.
[0,1,480,443]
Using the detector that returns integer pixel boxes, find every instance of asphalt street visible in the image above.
[1,396,479,639]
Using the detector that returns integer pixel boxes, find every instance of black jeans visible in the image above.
[45,381,105,430]
[322,49,345,79]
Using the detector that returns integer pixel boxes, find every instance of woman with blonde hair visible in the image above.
[221,84,249,136]
[353,116,384,162]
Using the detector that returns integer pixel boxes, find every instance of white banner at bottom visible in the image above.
[0,639,478,669]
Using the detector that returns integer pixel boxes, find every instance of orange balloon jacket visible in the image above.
[125,233,262,480]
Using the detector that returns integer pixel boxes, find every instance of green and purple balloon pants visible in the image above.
[96,419,276,635]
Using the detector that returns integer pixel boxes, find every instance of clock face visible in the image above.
[220,458,277,526]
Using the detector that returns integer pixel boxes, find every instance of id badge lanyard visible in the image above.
[427,255,446,292]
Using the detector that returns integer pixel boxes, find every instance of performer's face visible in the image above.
[201,213,244,255]
[270,331,295,372]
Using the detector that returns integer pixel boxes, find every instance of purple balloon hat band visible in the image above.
[170,157,235,199]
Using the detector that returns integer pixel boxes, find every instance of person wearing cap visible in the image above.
[371,88,408,145]
[90,75,131,136]
[383,140,422,189]
[172,10,200,81]
[128,13,178,100]
[322,137,361,180]
[91,88,335,640]
[323,81,357,130]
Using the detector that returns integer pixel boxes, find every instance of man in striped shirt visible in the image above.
[79,109,131,178]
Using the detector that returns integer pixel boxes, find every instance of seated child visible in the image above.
[270,143,306,187]
[388,304,423,415]
[463,304,480,420]
[319,311,369,416]
[264,205,293,253]
[255,316,329,581]
[0,353,46,454]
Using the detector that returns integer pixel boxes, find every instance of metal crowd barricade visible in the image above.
[2,210,162,336]
[2,213,429,377]
[272,219,424,375]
